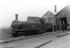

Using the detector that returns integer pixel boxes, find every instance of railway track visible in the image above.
[35,32,70,48]
[0,31,70,44]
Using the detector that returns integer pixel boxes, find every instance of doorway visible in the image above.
[60,17,67,30]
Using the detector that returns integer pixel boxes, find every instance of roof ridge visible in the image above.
[42,11,54,18]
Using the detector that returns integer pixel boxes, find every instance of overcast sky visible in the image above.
[0,0,70,28]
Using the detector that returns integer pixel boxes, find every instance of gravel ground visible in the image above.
[40,33,70,48]
[0,31,70,48]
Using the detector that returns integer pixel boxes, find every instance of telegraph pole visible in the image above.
[54,5,57,13]
[53,5,57,32]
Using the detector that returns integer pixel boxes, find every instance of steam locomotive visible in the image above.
[11,14,54,37]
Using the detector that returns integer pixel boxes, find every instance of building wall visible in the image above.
[55,6,70,30]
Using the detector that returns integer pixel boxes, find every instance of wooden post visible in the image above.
[60,18,61,31]
[53,23,54,32]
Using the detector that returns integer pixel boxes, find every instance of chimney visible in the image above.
[15,14,18,21]
[54,5,57,13]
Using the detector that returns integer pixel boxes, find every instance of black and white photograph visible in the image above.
[0,0,70,48]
